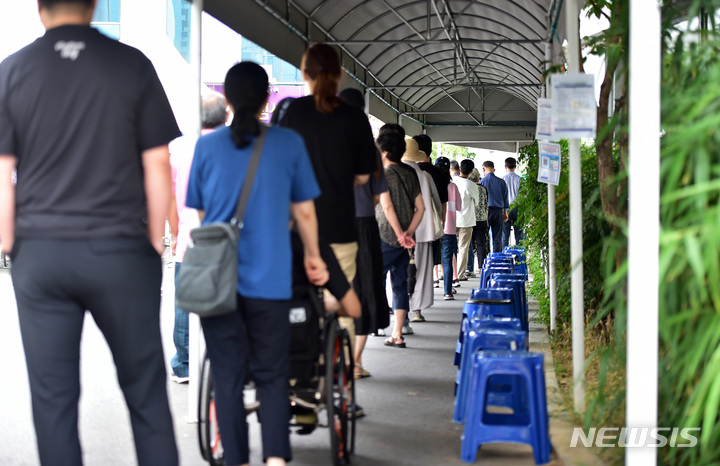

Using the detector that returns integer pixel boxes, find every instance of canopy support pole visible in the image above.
[626,0,660,463]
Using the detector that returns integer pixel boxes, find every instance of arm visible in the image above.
[324,288,362,318]
[379,191,414,248]
[290,200,328,286]
[167,194,178,254]
[503,183,510,222]
[142,145,172,254]
[354,174,370,186]
[0,156,16,254]
[405,193,425,240]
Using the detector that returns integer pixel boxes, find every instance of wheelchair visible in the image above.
[198,286,356,466]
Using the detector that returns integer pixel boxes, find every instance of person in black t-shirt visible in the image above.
[0,2,180,465]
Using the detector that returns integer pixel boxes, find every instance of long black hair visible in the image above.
[224,62,269,148]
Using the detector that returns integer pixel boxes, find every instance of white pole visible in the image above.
[187,0,203,423]
[545,42,558,334]
[565,0,585,413]
[626,0,660,463]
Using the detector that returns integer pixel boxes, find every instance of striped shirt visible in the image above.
[504,171,521,205]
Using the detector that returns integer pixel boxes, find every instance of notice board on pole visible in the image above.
[536,98,553,141]
[550,74,596,139]
[538,141,562,185]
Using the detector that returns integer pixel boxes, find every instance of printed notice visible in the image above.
[538,141,561,185]
[550,74,596,139]
[536,98,553,140]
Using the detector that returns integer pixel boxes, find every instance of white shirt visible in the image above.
[453,176,479,228]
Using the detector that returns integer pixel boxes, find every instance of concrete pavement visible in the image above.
[0,256,602,465]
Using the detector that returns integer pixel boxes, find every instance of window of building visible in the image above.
[92,0,121,40]
[241,39,301,83]
[167,0,192,63]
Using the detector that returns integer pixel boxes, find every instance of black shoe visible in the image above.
[349,403,365,419]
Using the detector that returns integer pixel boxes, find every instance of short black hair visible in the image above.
[482,160,494,169]
[450,160,460,170]
[505,157,517,170]
[379,123,405,139]
[201,92,227,129]
[339,88,365,109]
[412,134,432,157]
[377,131,406,163]
[460,159,474,175]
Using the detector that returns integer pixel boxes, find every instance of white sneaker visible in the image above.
[374,328,387,337]
[402,325,414,335]
[170,373,189,384]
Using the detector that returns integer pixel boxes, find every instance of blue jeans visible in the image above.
[502,207,523,248]
[467,237,475,273]
[441,234,458,295]
[171,262,189,378]
[381,240,410,311]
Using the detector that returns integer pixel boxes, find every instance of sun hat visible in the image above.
[402,138,427,162]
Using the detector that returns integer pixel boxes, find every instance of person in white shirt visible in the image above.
[453,159,479,281]
[502,156,523,247]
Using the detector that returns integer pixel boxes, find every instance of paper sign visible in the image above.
[550,74,596,139]
[536,98,553,141]
[538,141,562,185]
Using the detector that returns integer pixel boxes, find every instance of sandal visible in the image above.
[354,364,371,379]
[384,336,406,348]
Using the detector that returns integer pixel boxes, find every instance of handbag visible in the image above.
[175,125,268,317]
[426,174,444,240]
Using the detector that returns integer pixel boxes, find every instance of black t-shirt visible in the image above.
[418,161,449,204]
[280,96,376,244]
[0,25,181,238]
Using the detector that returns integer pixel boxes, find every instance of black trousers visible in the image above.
[472,220,488,269]
[201,296,292,465]
[10,238,178,466]
[487,207,504,253]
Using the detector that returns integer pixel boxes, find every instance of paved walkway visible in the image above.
[0,257,603,465]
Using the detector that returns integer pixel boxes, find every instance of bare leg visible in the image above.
[393,309,407,340]
[354,335,368,366]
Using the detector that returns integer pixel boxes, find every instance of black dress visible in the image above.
[353,215,390,334]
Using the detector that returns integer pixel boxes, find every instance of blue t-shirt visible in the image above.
[186,126,320,300]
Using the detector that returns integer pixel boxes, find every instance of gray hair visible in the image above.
[201,92,227,129]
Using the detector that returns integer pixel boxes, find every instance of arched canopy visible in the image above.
[200,0,571,148]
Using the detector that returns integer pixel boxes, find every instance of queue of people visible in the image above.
[0,2,523,462]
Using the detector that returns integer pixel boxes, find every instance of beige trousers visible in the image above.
[456,226,474,280]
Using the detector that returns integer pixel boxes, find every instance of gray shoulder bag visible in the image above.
[175,125,268,318]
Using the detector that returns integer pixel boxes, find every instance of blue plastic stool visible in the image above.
[480,265,513,288]
[454,287,517,366]
[461,351,551,464]
[503,247,527,263]
[489,276,528,332]
[453,327,527,423]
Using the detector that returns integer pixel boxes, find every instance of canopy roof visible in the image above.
[202,0,569,149]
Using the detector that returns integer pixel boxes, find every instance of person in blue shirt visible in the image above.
[186,62,325,466]
[479,160,509,253]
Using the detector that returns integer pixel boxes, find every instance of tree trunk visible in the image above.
[596,64,621,228]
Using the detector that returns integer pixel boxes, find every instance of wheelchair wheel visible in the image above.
[325,324,355,465]
[198,354,225,466]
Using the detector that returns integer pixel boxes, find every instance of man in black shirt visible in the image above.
[0,1,180,465]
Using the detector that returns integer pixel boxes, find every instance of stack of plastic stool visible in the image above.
[456,289,515,365]
[461,351,550,464]
[488,275,528,332]
[453,326,527,423]
[480,264,513,288]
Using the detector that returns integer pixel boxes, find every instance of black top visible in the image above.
[0,25,181,239]
[280,96,376,244]
[418,161,449,204]
[291,231,350,301]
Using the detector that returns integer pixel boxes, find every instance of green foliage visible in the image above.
[515,140,614,325]
[432,142,474,161]
[655,29,720,466]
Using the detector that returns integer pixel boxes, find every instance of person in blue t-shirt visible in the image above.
[186,62,325,466]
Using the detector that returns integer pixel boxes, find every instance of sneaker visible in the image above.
[373,328,387,337]
[466,271,476,278]
[170,372,189,384]
[444,294,454,300]
[433,280,440,288]
[402,325,414,335]
[453,279,461,287]
[411,310,426,322]
[349,403,365,419]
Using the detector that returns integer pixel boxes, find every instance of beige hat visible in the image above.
[468,168,481,183]
[402,138,427,163]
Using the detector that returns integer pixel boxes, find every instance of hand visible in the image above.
[0,234,13,254]
[304,255,329,286]
[171,237,177,255]
[503,211,509,222]
[400,232,416,249]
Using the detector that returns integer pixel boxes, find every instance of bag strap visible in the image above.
[231,125,268,231]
